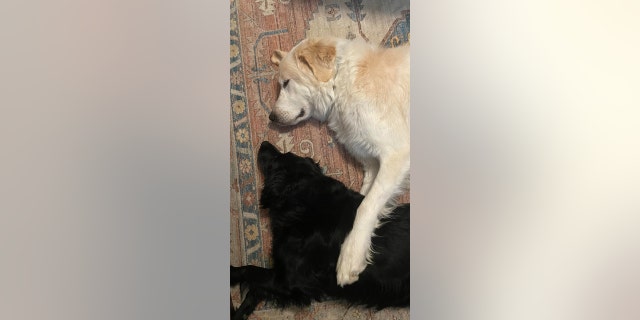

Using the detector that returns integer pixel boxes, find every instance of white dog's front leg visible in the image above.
[336,151,410,286]
[336,222,374,286]
[359,159,379,196]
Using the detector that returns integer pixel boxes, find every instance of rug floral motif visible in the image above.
[230,1,410,318]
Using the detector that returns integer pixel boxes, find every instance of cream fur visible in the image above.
[270,37,410,286]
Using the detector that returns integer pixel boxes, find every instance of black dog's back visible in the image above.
[230,142,409,319]
[346,204,410,305]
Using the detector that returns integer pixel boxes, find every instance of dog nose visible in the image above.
[259,140,277,153]
[268,113,277,122]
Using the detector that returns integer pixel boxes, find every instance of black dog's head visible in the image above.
[257,141,325,209]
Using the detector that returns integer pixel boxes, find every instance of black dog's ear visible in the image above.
[259,186,275,209]
[259,180,287,210]
[297,178,346,205]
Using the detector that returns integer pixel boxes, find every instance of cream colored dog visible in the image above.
[270,37,410,286]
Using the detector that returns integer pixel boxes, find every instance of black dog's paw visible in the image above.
[230,265,242,286]
[230,296,236,319]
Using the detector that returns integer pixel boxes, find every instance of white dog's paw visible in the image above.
[336,232,370,286]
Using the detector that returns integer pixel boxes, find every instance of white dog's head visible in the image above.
[269,38,337,126]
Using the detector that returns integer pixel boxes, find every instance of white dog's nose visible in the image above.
[268,113,277,122]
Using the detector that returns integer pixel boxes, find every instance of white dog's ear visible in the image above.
[296,40,336,82]
[271,50,286,66]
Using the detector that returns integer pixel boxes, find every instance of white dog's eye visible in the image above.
[282,79,290,88]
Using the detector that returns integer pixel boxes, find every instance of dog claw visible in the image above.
[336,261,365,286]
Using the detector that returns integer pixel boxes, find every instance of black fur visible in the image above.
[230,141,409,319]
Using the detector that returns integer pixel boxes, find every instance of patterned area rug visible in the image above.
[230,1,410,318]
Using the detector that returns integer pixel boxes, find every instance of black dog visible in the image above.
[230,141,409,319]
